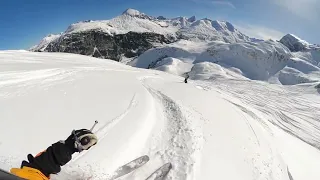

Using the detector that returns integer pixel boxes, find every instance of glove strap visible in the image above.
[72,130,84,152]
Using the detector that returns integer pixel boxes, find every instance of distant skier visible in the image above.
[1,129,98,180]
[184,74,190,83]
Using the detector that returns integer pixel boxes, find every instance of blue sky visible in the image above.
[0,0,319,50]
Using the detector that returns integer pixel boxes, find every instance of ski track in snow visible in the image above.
[194,79,320,150]
[228,101,261,146]
[95,94,137,139]
[141,78,203,180]
[71,94,138,163]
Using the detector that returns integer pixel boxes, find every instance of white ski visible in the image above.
[109,155,150,180]
[145,163,172,180]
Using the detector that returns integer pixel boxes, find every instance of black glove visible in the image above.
[21,143,68,177]
[21,154,37,169]
[21,129,98,177]
[65,129,98,153]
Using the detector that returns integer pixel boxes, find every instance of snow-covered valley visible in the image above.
[1,51,320,180]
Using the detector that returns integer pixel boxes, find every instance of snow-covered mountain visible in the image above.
[194,40,291,80]
[31,8,249,59]
[30,9,320,86]
[277,34,320,84]
[65,9,177,36]
[63,8,248,43]
[131,39,299,82]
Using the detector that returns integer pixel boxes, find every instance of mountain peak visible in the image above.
[157,16,166,20]
[280,34,310,52]
[122,8,153,20]
[30,33,61,52]
[285,34,309,45]
[195,20,235,32]
[122,8,143,16]
[188,16,196,22]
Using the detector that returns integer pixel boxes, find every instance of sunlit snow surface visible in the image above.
[0,51,320,180]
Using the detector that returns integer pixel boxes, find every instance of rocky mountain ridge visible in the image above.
[30,8,250,60]
[280,34,320,52]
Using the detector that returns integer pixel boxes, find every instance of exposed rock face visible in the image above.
[157,16,167,20]
[280,34,309,52]
[45,31,172,61]
[188,16,196,22]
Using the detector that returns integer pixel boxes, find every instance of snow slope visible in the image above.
[1,51,320,180]
[292,50,320,67]
[179,19,249,42]
[276,34,320,84]
[132,39,320,85]
[133,40,293,81]
[194,40,291,80]
[153,57,193,76]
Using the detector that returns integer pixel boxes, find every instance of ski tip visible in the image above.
[140,155,150,162]
[162,162,172,170]
[146,162,173,180]
[110,155,151,180]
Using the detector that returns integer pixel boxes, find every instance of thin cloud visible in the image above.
[191,0,236,9]
[211,1,236,9]
[235,23,285,40]
[271,0,319,21]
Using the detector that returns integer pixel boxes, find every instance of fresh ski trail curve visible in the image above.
[95,94,137,140]
[140,77,204,180]
[71,94,138,163]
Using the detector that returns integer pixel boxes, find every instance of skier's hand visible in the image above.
[65,129,98,153]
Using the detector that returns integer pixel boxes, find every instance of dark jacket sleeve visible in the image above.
[21,141,74,177]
